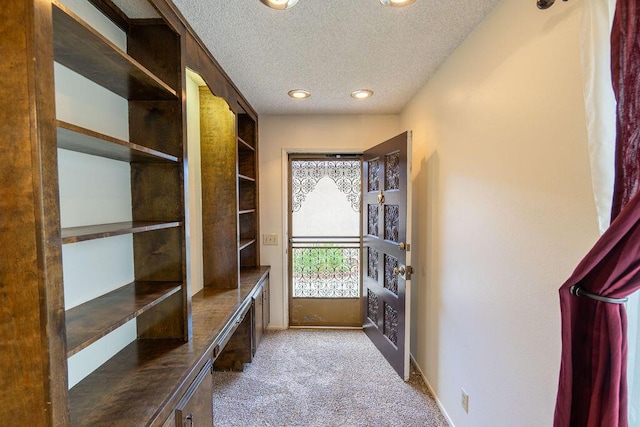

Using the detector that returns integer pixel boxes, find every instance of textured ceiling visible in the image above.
[171,0,499,114]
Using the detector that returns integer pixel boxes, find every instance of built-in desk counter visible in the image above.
[68,266,270,426]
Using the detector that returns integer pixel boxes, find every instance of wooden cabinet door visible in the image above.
[175,360,213,427]
[254,284,264,352]
[263,277,270,330]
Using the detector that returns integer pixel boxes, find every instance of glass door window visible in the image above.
[289,157,362,327]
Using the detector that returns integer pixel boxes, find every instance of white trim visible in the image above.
[410,353,455,427]
[403,130,413,381]
[281,149,290,329]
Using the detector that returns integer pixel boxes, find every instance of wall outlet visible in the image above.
[263,233,278,245]
[461,388,469,413]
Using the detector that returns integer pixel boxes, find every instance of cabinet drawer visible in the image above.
[174,359,213,427]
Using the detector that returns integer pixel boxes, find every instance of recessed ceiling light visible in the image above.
[288,89,311,99]
[351,89,374,99]
[259,0,299,10]
[379,0,417,6]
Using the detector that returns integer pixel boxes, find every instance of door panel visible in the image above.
[362,132,412,380]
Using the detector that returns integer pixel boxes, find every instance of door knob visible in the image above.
[393,266,405,276]
[398,242,406,251]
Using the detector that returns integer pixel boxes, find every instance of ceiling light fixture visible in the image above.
[259,0,299,9]
[379,0,417,6]
[288,89,311,99]
[351,89,374,99]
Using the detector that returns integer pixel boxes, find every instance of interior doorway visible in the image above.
[288,155,362,327]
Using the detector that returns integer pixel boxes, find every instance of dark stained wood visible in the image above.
[52,2,177,100]
[237,114,260,268]
[238,146,256,179]
[61,221,180,244]
[129,100,183,158]
[240,243,257,268]
[213,307,253,371]
[5,0,261,423]
[199,89,239,289]
[362,132,411,379]
[137,290,185,340]
[67,267,269,426]
[57,120,178,163]
[253,282,264,354]
[239,211,256,240]
[237,136,254,151]
[185,33,240,114]
[238,179,256,212]
[237,114,256,148]
[174,360,213,427]
[131,163,183,221]
[66,281,181,356]
[128,21,181,93]
[1,0,68,424]
[262,276,270,330]
[133,227,183,282]
[86,0,130,32]
[238,239,257,251]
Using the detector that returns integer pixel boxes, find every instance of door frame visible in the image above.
[280,148,364,329]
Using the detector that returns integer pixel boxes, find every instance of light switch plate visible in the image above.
[263,233,278,245]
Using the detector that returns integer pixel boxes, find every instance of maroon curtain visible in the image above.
[611,0,640,221]
[554,192,640,426]
[554,0,640,425]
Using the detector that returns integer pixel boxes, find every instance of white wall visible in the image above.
[258,115,401,328]
[401,0,600,425]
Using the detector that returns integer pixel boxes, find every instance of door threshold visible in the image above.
[288,326,363,330]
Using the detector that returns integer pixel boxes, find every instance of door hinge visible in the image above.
[406,266,414,279]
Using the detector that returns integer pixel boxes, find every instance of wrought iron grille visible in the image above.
[291,239,360,298]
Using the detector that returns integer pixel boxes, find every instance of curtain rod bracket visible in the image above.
[570,285,629,304]
[537,0,568,10]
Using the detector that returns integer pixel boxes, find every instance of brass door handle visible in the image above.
[377,190,385,204]
[398,242,406,251]
[393,266,405,276]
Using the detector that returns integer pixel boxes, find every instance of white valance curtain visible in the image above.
[580,0,616,234]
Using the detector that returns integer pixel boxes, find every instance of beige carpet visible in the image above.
[212,329,449,427]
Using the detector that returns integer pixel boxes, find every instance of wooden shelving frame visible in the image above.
[2,0,268,423]
[66,281,182,356]
[52,1,177,100]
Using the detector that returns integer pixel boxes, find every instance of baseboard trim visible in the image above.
[410,353,455,427]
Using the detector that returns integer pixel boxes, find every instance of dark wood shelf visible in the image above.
[66,281,182,357]
[238,209,256,215]
[237,137,255,152]
[239,239,256,251]
[238,174,255,182]
[57,121,179,163]
[52,1,178,100]
[61,221,181,244]
[68,267,269,425]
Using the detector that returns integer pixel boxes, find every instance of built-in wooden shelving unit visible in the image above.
[3,0,269,424]
[52,1,177,100]
[61,221,181,244]
[57,121,179,163]
[65,281,182,356]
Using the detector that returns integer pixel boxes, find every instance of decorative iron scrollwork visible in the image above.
[291,160,361,212]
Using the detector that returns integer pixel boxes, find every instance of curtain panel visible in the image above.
[611,0,640,220]
[554,192,640,426]
[555,0,640,425]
